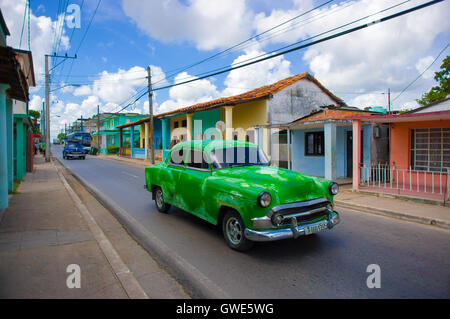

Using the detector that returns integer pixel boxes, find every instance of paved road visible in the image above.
[53,146,450,298]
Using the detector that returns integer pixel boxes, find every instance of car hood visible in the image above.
[212,165,331,204]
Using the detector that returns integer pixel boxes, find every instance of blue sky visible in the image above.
[1,0,449,138]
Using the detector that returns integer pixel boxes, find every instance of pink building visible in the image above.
[349,98,450,204]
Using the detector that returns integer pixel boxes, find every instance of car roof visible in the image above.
[170,139,258,153]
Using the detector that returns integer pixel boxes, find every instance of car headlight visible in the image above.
[329,182,339,195]
[258,192,271,207]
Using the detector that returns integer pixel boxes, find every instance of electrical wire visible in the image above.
[392,41,450,102]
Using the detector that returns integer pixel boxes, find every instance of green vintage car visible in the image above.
[145,140,340,251]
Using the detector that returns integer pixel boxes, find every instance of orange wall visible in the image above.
[390,119,450,169]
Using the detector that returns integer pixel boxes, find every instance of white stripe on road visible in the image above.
[122,171,139,179]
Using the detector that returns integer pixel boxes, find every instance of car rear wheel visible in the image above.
[222,210,254,251]
[154,187,170,213]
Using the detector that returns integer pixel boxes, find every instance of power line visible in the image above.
[152,0,334,87]
[19,0,28,49]
[114,0,442,114]
[175,0,413,86]
[63,0,102,84]
[392,41,450,102]
[152,0,431,93]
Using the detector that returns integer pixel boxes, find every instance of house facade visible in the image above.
[350,98,450,204]
[0,9,35,209]
[117,73,351,167]
[283,106,387,181]
[91,113,147,153]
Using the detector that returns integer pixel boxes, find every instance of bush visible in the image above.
[107,145,120,154]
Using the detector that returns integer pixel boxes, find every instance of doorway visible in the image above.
[346,131,353,178]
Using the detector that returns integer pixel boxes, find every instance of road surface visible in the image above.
[53,146,450,298]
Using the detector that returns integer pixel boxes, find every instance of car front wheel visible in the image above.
[222,210,254,251]
[154,187,170,213]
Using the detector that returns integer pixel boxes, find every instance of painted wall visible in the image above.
[267,79,339,125]
[291,125,367,179]
[390,120,450,169]
[170,114,187,142]
[228,100,267,135]
[193,109,221,139]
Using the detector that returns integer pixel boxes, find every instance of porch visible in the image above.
[350,110,450,205]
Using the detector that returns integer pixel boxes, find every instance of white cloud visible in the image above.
[73,85,92,96]
[122,0,254,50]
[222,46,292,96]
[297,0,450,110]
[91,65,166,105]
[415,56,435,80]
[0,0,70,84]
[158,72,220,114]
[29,95,43,111]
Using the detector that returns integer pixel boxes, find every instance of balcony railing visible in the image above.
[360,164,450,203]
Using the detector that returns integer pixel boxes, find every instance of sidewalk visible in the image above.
[0,155,188,298]
[335,186,450,229]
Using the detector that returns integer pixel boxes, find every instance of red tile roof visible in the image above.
[117,72,345,128]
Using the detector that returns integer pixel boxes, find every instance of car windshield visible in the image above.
[210,146,269,169]
[67,143,80,148]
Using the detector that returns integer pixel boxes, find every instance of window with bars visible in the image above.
[410,127,450,172]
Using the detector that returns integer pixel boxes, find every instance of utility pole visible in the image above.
[44,53,77,162]
[45,54,50,162]
[147,66,155,164]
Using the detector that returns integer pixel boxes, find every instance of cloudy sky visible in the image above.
[1,0,449,138]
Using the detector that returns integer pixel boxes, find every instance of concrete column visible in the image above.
[130,125,134,158]
[224,106,233,140]
[352,120,362,190]
[144,121,149,159]
[186,114,193,141]
[287,128,292,170]
[0,84,10,210]
[139,124,144,148]
[324,122,337,181]
[6,99,13,191]
[161,118,168,161]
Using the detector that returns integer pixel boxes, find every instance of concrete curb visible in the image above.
[335,200,450,230]
[53,159,149,299]
[55,157,230,299]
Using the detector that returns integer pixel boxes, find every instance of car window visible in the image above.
[169,148,185,165]
[186,149,209,170]
[210,146,269,169]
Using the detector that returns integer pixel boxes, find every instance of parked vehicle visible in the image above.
[63,132,91,152]
[53,138,60,144]
[144,140,340,251]
[63,141,88,160]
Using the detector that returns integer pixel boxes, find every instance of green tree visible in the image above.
[28,110,40,119]
[57,133,66,140]
[417,56,450,106]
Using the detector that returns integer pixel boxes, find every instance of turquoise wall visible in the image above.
[0,85,9,209]
[192,109,221,139]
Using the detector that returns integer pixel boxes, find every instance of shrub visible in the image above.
[107,145,119,154]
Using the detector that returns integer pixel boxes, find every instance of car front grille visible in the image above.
[270,199,331,227]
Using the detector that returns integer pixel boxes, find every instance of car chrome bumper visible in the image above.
[244,211,340,242]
